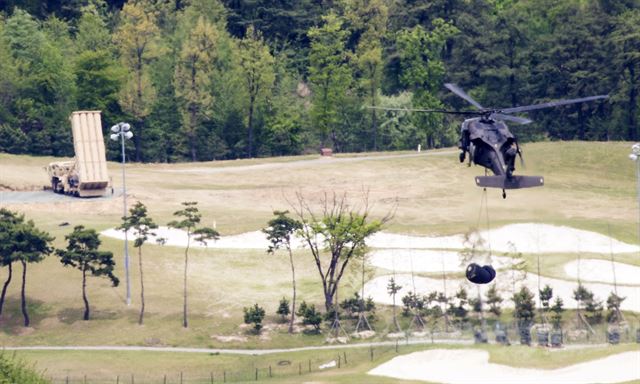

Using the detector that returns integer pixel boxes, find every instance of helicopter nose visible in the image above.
[466,263,496,284]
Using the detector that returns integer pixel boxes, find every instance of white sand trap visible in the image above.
[368,349,640,384]
[365,273,640,312]
[369,223,639,254]
[102,223,638,255]
[564,259,640,285]
[368,249,512,273]
[101,227,306,250]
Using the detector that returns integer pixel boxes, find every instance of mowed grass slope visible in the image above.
[0,141,637,350]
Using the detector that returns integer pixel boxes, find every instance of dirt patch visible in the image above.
[211,335,248,343]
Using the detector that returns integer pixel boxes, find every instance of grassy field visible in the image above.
[11,343,639,383]
[1,141,639,381]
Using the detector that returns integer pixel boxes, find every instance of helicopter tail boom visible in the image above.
[475,175,544,189]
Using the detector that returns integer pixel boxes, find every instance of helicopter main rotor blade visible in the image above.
[498,95,609,114]
[366,106,478,115]
[491,113,533,125]
[444,83,484,110]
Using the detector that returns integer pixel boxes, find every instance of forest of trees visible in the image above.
[0,0,639,162]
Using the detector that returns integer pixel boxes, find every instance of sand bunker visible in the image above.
[102,223,639,254]
[369,223,638,254]
[364,272,640,312]
[368,349,640,384]
[101,227,280,250]
[564,259,640,285]
[368,249,512,273]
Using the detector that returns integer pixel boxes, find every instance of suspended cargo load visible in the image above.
[45,111,110,197]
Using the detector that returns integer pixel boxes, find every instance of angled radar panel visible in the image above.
[70,111,109,195]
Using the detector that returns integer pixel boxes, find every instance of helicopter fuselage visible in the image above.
[459,118,517,178]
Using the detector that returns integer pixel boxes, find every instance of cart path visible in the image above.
[161,150,456,175]
[3,338,472,355]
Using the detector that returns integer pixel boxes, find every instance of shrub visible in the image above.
[276,297,290,322]
[243,304,266,333]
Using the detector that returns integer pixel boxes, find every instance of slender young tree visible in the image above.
[56,226,119,320]
[0,209,23,316]
[119,201,158,325]
[387,277,402,332]
[169,201,219,328]
[263,210,302,333]
[291,191,391,311]
[13,219,54,326]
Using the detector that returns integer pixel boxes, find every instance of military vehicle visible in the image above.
[45,111,110,197]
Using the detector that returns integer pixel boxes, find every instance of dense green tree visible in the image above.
[238,25,275,157]
[611,9,640,141]
[168,201,219,328]
[74,1,124,127]
[75,50,124,113]
[56,226,119,320]
[340,0,388,150]
[308,12,353,150]
[119,201,158,325]
[76,1,112,53]
[263,210,302,334]
[174,16,218,161]
[2,0,640,160]
[396,19,458,148]
[113,0,161,161]
[3,9,75,156]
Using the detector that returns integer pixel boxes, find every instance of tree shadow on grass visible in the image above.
[57,307,120,324]
[0,297,49,334]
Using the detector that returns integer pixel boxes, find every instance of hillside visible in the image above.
[0,141,639,381]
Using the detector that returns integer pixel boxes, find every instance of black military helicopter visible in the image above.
[375,84,609,198]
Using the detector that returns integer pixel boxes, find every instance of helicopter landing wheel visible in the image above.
[502,189,506,199]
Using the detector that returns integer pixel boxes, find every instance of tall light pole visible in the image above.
[110,122,133,306]
[630,143,640,255]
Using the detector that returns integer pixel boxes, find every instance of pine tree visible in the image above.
[238,25,275,157]
[56,226,119,320]
[174,16,218,161]
[113,0,161,161]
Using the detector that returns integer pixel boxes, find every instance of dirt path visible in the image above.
[162,150,455,175]
[4,338,471,356]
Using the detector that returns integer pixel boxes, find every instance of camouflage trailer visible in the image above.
[45,111,109,197]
